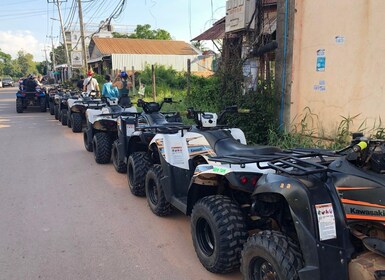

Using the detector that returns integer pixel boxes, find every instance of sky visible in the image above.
[0,0,226,62]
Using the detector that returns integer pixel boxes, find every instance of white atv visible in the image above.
[134,106,281,273]
[83,96,137,164]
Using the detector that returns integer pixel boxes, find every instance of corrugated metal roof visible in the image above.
[191,17,226,41]
[92,37,198,55]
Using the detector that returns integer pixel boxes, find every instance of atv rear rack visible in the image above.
[137,124,191,134]
[209,150,340,176]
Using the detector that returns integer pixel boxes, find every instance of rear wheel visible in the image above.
[16,98,23,113]
[191,195,248,273]
[61,109,68,125]
[241,231,303,280]
[71,112,82,132]
[127,152,151,197]
[67,111,72,128]
[93,133,112,164]
[145,164,172,216]
[40,97,47,112]
[54,105,59,120]
[49,102,54,115]
[112,140,126,173]
[83,130,93,152]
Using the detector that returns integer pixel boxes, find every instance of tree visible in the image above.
[50,43,67,66]
[0,49,12,76]
[16,51,37,77]
[112,24,172,40]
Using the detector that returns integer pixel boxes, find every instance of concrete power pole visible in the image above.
[77,0,88,70]
[275,0,295,131]
[56,0,71,79]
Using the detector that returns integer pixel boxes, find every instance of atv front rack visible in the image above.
[210,149,340,176]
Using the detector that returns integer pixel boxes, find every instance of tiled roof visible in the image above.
[92,37,198,55]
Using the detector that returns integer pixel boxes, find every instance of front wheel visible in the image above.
[145,164,172,216]
[191,195,248,274]
[240,231,303,280]
[93,133,112,164]
[127,152,151,197]
[112,140,126,173]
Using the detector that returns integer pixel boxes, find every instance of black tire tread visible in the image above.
[61,109,67,125]
[127,152,151,197]
[93,133,112,164]
[240,230,303,280]
[112,140,126,173]
[191,195,248,273]
[16,98,23,113]
[71,113,82,132]
[145,164,172,216]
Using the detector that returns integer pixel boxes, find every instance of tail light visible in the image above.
[240,176,248,184]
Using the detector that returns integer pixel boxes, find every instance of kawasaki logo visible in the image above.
[350,208,385,217]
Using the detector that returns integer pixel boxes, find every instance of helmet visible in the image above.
[120,71,128,78]
[87,70,94,76]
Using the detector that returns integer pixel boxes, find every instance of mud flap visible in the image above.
[364,237,385,258]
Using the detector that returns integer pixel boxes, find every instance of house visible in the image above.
[87,37,200,74]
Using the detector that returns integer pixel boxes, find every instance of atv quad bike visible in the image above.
[238,134,385,280]
[67,90,104,133]
[47,85,60,115]
[57,89,78,126]
[83,95,137,164]
[139,106,281,273]
[112,97,182,198]
[16,86,47,113]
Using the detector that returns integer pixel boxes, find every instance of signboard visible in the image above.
[225,0,256,33]
[71,51,83,67]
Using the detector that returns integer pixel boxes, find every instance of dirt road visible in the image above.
[0,87,241,280]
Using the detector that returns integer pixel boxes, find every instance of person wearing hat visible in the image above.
[83,70,99,95]
[112,70,131,97]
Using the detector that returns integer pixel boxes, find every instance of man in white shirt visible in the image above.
[83,70,100,94]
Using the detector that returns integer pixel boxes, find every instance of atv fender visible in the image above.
[252,173,353,280]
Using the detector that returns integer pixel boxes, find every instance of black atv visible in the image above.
[57,89,78,126]
[47,85,60,115]
[239,133,385,280]
[67,91,104,133]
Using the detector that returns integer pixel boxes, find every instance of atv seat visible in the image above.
[146,112,182,126]
[202,130,281,157]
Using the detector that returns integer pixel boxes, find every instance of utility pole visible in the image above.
[47,35,58,83]
[47,0,71,79]
[78,0,88,70]
[56,0,71,79]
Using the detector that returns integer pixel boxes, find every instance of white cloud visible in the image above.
[0,30,45,62]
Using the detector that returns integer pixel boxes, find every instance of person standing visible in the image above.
[101,74,118,99]
[112,71,131,97]
[83,70,99,95]
[76,75,84,90]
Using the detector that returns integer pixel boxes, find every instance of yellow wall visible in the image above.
[291,0,385,137]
